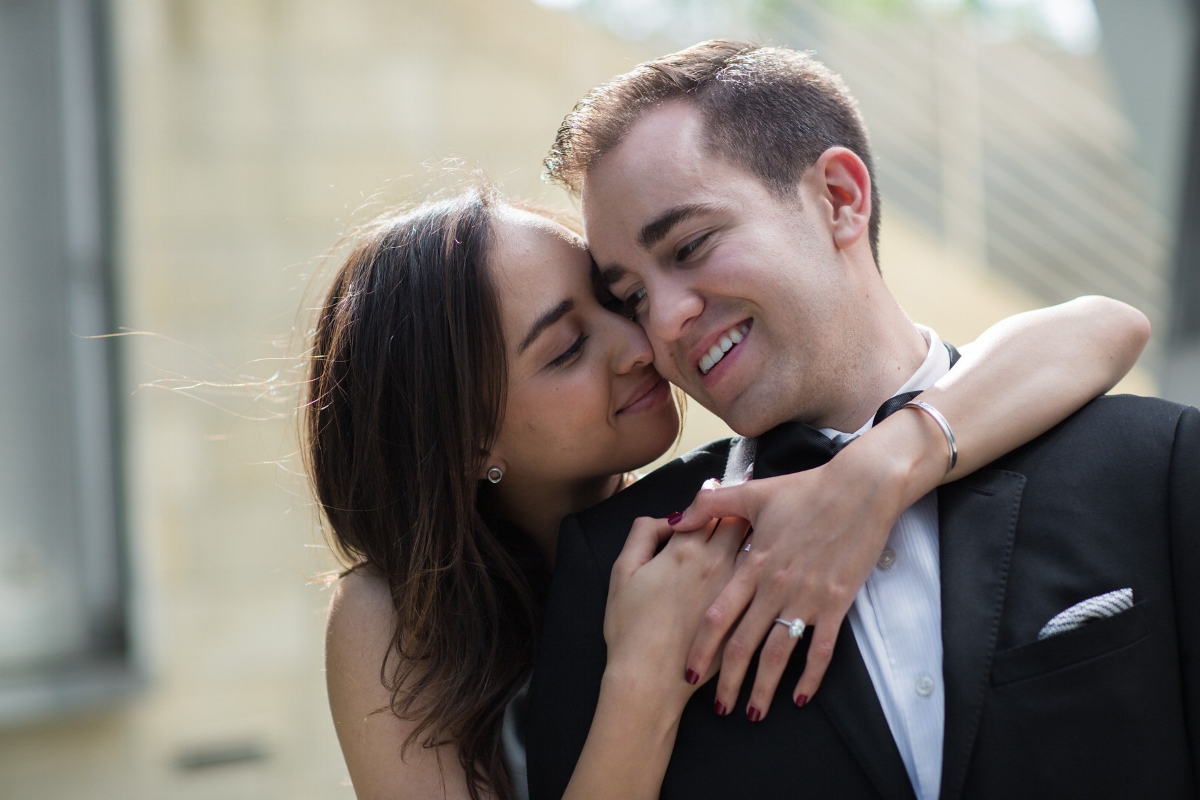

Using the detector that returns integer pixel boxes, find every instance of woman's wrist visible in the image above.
[599,659,688,736]
[567,662,684,800]
[602,654,688,700]
[843,407,949,509]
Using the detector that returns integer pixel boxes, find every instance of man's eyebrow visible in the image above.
[594,203,723,289]
[518,298,574,355]
[637,203,717,250]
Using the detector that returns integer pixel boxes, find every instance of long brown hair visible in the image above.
[304,187,536,799]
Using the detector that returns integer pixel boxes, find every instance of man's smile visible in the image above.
[690,318,752,386]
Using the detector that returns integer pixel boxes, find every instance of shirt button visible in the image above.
[915,675,935,696]
[877,549,897,570]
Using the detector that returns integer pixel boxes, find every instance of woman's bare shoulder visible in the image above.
[325,569,397,725]
[325,570,476,799]
[327,569,395,652]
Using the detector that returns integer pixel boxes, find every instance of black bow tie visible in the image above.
[752,342,960,481]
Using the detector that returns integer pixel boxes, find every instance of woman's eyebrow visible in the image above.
[596,264,626,289]
[518,298,574,354]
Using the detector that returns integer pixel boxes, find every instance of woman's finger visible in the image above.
[612,516,673,581]
[733,535,753,567]
[684,564,756,685]
[790,619,839,707]
[710,598,776,719]
[671,480,762,532]
[744,614,807,719]
[708,515,751,549]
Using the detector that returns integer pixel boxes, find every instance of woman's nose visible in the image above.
[612,315,655,375]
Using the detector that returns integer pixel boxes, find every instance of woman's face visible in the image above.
[487,209,679,486]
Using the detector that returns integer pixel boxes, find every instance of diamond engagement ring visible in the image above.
[775,617,806,639]
[739,542,752,552]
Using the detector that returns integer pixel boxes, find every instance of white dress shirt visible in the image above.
[818,325,950,800]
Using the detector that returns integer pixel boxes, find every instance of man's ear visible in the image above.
[812,147,872,252]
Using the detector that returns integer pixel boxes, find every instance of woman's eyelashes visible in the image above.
[601,290,630,317]
[549,333,588,368]
[599,284,644,321]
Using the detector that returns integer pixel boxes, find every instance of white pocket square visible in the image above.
[1038,588,1134,641]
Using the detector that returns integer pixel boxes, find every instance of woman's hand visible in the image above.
[563,515,748,800]
[667,420,936,721]
[603,515,749,701]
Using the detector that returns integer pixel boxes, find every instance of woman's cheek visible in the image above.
[546,376,602,456]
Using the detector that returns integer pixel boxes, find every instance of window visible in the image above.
[0,0,129,722]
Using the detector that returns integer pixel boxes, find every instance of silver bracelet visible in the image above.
[902,401,958,474]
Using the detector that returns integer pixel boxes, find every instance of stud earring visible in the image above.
[486,466,504,484]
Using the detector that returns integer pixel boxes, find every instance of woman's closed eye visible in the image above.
[597,282,645,322]
[550,333,589,368]
[600,289,629,316]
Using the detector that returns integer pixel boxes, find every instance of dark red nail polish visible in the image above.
[795,694,809,708]
[747,706,762,722]
[667,511,684,526]
[714,700,727,716]
[685,669,700,685]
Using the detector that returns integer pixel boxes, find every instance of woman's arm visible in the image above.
[672,296,1150,720]
[562,515,746,799]
[326,572,477,800]
[921,295,1149,480]
[328,518,746,800]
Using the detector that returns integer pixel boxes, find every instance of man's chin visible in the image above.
[708,400,773,440]
[719,394,802,439]
[682,379,786,438]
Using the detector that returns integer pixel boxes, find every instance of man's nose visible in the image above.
[646,279,703,346]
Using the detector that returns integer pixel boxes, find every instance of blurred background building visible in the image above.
[0,0,1195,797]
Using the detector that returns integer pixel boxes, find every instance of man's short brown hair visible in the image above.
[544,40,882,265]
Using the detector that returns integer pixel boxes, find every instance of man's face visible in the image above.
[582,101,859,436]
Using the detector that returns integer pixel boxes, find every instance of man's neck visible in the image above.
[808,301,929,434]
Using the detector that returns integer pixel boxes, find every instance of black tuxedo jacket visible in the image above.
[526,396,1200,799]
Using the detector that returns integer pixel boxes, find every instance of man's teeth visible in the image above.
[699,323,750,375]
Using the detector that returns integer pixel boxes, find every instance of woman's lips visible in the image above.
[618,374,669,414]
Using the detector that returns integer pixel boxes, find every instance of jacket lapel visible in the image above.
[938,469,1026,800]
[817,621,919,800]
